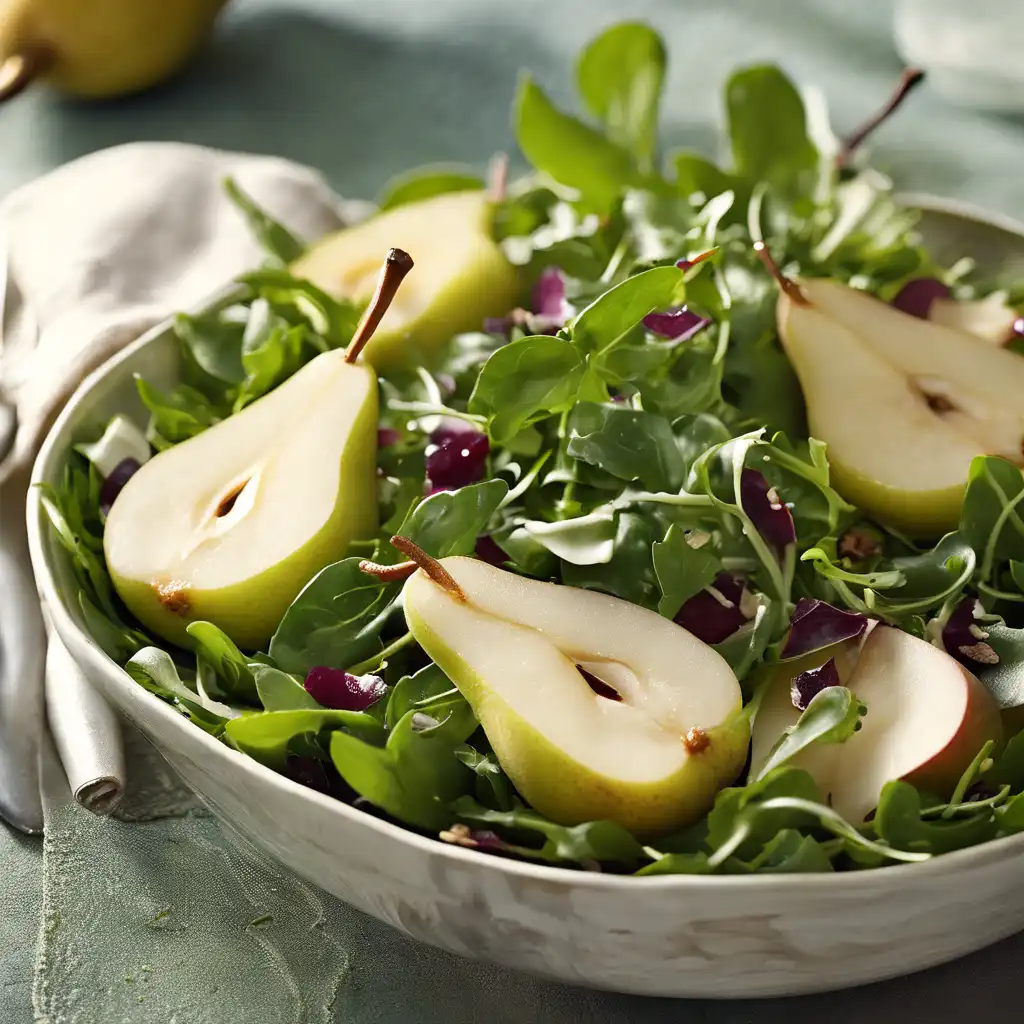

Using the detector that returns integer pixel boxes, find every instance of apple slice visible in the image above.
[291,190,520,371]
[394,543,748,836]
[751,625,1002,824]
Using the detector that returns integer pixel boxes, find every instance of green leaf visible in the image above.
[567,402,684,491]
[78,591,147,662]
[134,377,218,448]
[985,729,1024,791]
[469,335,586,444]
[975,620,1024,709]
[452,797,645,866]
[570,266,684,353]
[251,664,319,711]
[652,524,720,618]
[239,269,360,348]
[186,621,257,703]
[959,455,1024,579]
[561,511,659,607]
[455,744,516,811]
[575,22,666,167]
[378,169,484,211]
[873,780,998,854]
[330,697,477,830]
[385,664,460,731]
[514,75,644,210]
[268,559,402,676]
[523,509,617,565]
[671,153,736,201]
[223,176,306,263]
[125,648,228,735]
[234,300,308,409]
[752,686,866,782]
[725,65,820,196]
[401,480,508,558]
[712,593,774,680]
[635,851,714,875]
[174,312,245,395]
[228,709,384,770]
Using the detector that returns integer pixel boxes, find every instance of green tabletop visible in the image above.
[4,1,1024,1021]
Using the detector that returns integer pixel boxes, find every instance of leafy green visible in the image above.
[251,664,319,712]
[652,524,720,617]
[228,709,384,770]
[186,621,257,703]
[125,648,229,735]
[752,686,866,782]
[378,168,484,210]
[224,176,306,263]
[401,480,508,557]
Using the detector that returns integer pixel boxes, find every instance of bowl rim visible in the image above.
[26,192,1024,892]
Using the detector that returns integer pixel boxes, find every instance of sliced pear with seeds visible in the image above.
[378,539,748,836]
[105,250,414,649]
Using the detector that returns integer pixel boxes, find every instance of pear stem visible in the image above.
[344,248,415,364]
[753,241,809,307]
[837,67,925,169]
[488,151,509,203]
[390,535,466,601]
[0,45,54,103]
[358,559,418,582]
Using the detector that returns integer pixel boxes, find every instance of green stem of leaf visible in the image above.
[348,632,416,676]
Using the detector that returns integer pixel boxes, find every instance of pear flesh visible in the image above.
[750,626,1002,824]
[291,191,519,372]
[104,349,378,650]
[777,278,1024,535]
[404,556,748,836]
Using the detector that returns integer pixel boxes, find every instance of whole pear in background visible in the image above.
[0,0,229,101]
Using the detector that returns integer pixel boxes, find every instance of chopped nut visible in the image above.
[686,529,712,550]
[683,727,711,755]
[705,586,735,610]
[968,623,990,641]
[439,824,477,849]
[959,642,1000,665]
[837,527,882,561]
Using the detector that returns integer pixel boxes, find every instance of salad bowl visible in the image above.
[24,193,1024,999]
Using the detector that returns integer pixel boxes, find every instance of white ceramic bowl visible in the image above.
[26,196,1024,999]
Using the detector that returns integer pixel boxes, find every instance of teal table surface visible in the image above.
[5,1,1024,1021]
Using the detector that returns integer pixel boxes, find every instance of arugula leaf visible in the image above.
[561,512,659,607]
[974,620,1024,709]
[873,780,999,855]
[725,66,820,198]
[378,168,484,210]
[186,621,257,703]
[125,648,228,735]
[238,269,359,348]
[575,22,666,169]
[455,745,515,811]
[514,74,644,210]
[251,664,319,712]
[174,312,245,398]
[959,455,1024,579]
[570,266,684,353]
[134,377,217,448]
[752,686,866,782]
[330,697,477,830]
[228,708,384,770]
[385,664,460,731]
[223,176,306,263]
[452,797,644,866]
[567,402,684,491]
[469,335,586,444]
[522,509,617,565]
[401,480,508,557]
[268,559,402,675]
[652,524,720,617]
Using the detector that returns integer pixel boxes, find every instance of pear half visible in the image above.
[105,349,378,650]
[777,277,1024,536]
[403,556,748,836]
[292,191,519,372]
[750,626,1002,824]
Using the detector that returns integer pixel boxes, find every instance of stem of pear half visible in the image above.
[488,152,509,203]
[390,535,467,601]
[752,241,809,307]
[836,67,925,169]
[0,45,54,103]
[358,559,418,582]
[344,247,415,364]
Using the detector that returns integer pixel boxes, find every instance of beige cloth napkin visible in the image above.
[0,142,349,823]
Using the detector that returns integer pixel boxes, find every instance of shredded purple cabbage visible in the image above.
[474,535,508,567]
[941,597,998,667]
[791,657,840,711]
[674,573,748,645]
[642,307,711,342]
[304,666,387,711]
[891,278,951,319]
[426,422,490,492]
[284,755,354,800]
[99,457,142,516]
[532,266,569,319]
[781,599,868,660]
[377,427,402,449]
[740,469,796,553]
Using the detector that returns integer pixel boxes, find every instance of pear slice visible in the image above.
[931,293,1020,346]
[291,191,519,372]
[398,547,747,836]
[750,626,1002,824]
[773,271,1024,536]
[105,250,413,650]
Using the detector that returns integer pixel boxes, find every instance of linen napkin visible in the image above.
[0,141,349,821]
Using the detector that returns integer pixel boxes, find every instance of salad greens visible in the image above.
[44,21,1024,875]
